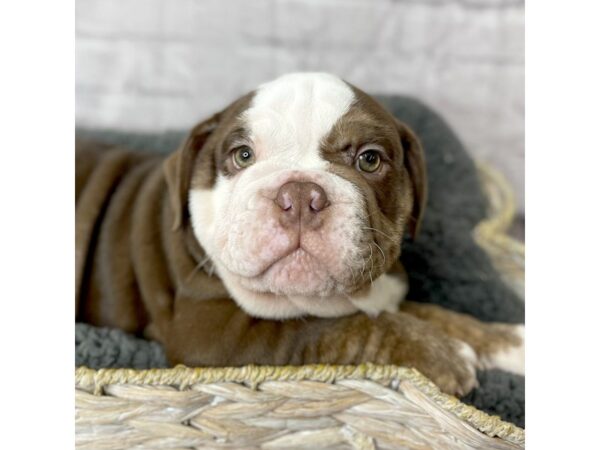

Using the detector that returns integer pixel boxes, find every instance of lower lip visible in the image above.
[262,247,314,275]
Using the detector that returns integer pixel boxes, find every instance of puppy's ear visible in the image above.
[395,120,427,238]
[163,113,220,230]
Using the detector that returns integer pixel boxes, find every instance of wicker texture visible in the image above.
[75,164,524,449]
[76,364,524,449]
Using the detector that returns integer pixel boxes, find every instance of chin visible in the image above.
[211,254,361,319]
[243,249,343,297]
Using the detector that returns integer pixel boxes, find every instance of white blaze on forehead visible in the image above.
[243,73,356,167]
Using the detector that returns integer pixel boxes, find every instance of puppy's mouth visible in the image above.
[251,244,306,277]
[234,244,338,297]
[260,246,322,278]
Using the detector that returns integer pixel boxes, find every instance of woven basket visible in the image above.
[75,163,525,450]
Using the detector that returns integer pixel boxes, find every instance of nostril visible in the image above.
[281,193,292,211]
[276,188,294,211]
[309,188,329,212]
[309,199,321,212]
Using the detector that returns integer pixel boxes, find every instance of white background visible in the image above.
[76,0,525,212]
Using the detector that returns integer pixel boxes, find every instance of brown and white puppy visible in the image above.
[76,73,524,396]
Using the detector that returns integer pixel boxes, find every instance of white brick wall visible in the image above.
[76,0,524,211]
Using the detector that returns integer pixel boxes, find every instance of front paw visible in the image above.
[380,314,479,396]
[407,338,479,397]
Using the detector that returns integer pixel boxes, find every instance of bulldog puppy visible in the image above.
[76,73,524,396]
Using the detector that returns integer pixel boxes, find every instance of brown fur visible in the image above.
[400,301,522,358]
[321,85,427,288]
[76,89,519,396]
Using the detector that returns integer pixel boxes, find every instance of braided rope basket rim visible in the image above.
[76,162,525,448]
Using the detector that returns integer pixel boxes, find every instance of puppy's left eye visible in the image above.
[232,145,255,169]
[357,150,381,173]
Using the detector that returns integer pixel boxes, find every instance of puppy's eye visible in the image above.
[232,145,255,169]
[357,150,381,173]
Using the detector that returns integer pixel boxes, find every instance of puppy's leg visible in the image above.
[163,296,479,396]
[400,301,524,375]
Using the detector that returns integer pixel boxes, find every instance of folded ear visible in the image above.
[395,119,427,238]
[163,113,221,230]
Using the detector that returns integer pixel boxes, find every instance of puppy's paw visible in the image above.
[389,333,479,397]
[369,314,480,396]
[423,339,479,397]
[480,324,525,375]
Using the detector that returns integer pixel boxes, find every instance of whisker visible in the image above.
[360,249,367,277]
[372,241,386,266]
[347,263,358,284]
[367,244,374,286]
[186,255,212,282]
[362,226,395,242]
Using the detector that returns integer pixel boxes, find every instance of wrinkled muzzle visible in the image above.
[190,166,372,298]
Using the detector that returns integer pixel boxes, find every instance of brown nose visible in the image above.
[275,181,330,230]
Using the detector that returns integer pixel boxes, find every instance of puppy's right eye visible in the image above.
[232,145,255,169]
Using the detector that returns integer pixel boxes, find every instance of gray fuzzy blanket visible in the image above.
[76,96,524,428]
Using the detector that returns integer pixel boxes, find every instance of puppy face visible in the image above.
[164,73,426,319]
